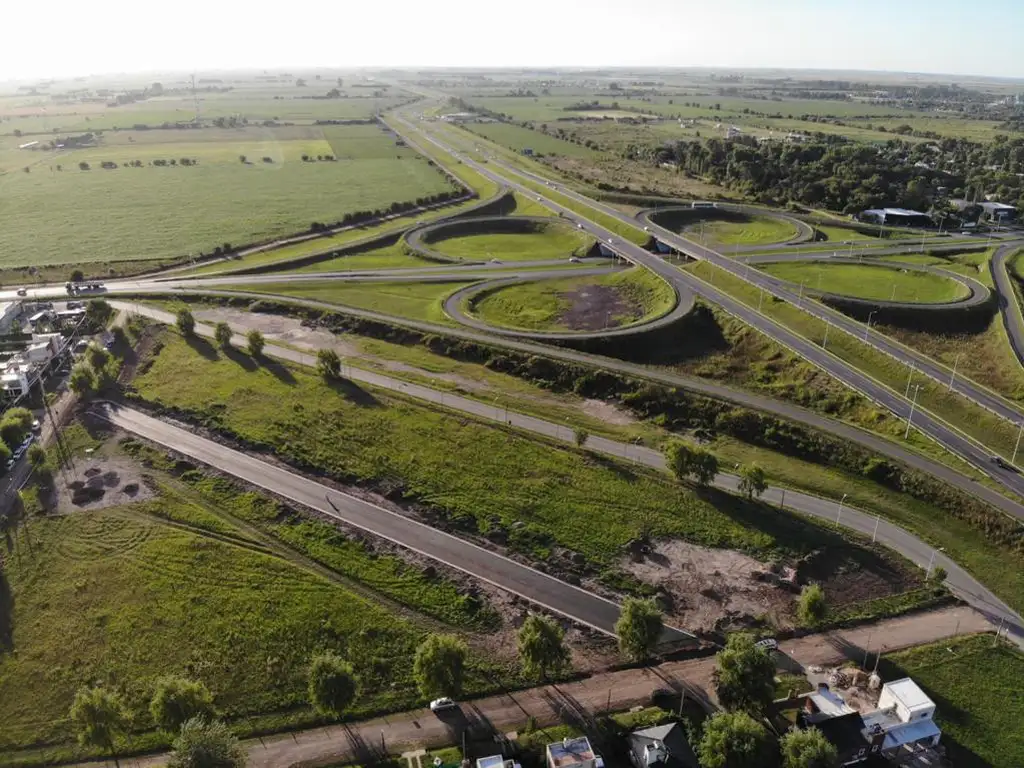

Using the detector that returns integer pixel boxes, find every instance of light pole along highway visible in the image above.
[389,109,1024,502]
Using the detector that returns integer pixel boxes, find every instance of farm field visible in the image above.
[756,261,969,303]
[0,124,454,270]
[0,466,508,762]
[686,215,798,246]
[224,279,470,324]
[884,634,1024,768]
[463,121,599,158]
[430,224,594,262]
[469,268,674,331]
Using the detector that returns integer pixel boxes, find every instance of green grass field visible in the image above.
[687,215,799,246]
[0,440,507,761]
[431,225,593,263]
[287,243,436,273]
[223,279,470,324]
[470,268,674,331]
[756,262,969,303]
[0,124,453,270]
[132,333,905,575]
[463,122,599,158]
[812,224,881,242]
[884,635,1024,768]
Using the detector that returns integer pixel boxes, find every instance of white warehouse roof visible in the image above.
[883,678,933,712]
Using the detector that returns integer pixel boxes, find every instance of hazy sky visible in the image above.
[4,0,1023,81]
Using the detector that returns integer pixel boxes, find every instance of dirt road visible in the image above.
[72,606,990,768]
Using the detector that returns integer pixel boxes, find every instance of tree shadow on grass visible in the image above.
[327,376,381,407]
[260,356,297,385]
[223,345,259,372]
[184,333,219,361]
[0,567,13,653]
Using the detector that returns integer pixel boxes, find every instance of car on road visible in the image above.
[754,638,779,652]
[16,289,27,296]
[31,419,41,432]
[577,223,584,229]
[991,455,1018,472]
[489,258,502,264]
[429,697,457,712]
[568,257,581,263]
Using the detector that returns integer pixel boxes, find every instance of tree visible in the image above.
[780,727,838,768]
[176,308,196,337]
[85,298,113,328]
[69,269,85,283]
[27,443,47,469]
[697,712,774,768]
[573,427,589,448]
[797,584,827,627]
[307,652,359,717]
[930,565,948,582]
[317,348,342,380]
[239,155,247,164]
[712,632,776,717]
[70,363,97,397]
[246,330,265,359]
[413,634,468,699]
[738,464,768,500]
[150,675,215,733]
[517,614,570,679]
[213,322,233,349]
[70,686,127,766]
[615,597,663,661]
[86,343,111,371]
[0,410,32,449]
[167,717,246,768]
[664,442,718,486]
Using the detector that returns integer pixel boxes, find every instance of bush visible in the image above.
[150,676,215,733]
[797,584,827,627]
[246,330,265,358]
[214,322,233,349]
[167,717,246,768]
[307,652,359,718]
[615,597,663,661]
[413,634,467,699]
[176,308,196,337]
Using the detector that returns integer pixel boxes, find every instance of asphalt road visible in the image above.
[110,302,1024,646]
[990,243,1024,367]
[402,118,1024,500]
[96,401,695,645]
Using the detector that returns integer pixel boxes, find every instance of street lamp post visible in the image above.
[836,493,848,525]
[1013,422,1024,465]
[904,384,921,439]
[948,353,961,392]
[864,309,877,342]
[822,317,830,349]
[905,364,915,398]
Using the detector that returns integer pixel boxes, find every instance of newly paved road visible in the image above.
[401,117,1024,499]
[110,302,1024,646]
[991,243,1024,367]
[96,402,695,645]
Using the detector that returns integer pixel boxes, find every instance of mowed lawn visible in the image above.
[223,279,470,324]
[884,634,1024,768]
[687,215,798,246]
[432,227,594,262]
[470,268,675,331]
[0,125,453,269]
[0,504,429,757]
[757,262,969,303]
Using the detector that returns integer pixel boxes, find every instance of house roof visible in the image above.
[883,678,933,712]
[882,718,941,750]
[628,723,699,768]
[815,712,869,755]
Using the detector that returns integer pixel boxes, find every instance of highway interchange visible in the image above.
[7,100,1024,651]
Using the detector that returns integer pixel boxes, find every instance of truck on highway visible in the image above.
[65,281,105,295]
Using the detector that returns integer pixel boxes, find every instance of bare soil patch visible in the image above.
[620,539,796,634]
[193,307,363,357]
[560,284,639,331]
[56,455,155,513]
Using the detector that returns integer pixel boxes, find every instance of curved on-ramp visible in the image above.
[636,204,816,251]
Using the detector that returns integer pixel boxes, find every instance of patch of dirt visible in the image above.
[193,308,363,357]
[560,284,639,331]
[798,548,916,607]
[57,455,155,513]
[580,398,637,426]
[619,539,797,634]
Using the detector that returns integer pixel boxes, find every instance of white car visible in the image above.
[607,238,615,245]
[429,697,457,712]
[568,257,581,263]
[754,638,778,652]
[577,223,584,230]
[643,226,650,232]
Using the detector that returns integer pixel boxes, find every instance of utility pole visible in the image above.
[905,364,915,398]
[822,318,830,349]
[904,384,921,440]
[864,309,877,342]
[836,493,847,525]
[872,514,881,543]
[1014,422,1024,465]
[948,353,961,391]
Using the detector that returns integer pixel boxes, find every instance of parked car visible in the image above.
[754,638,779,652]
[16,288,27,296]
[31,419,41,432]
[429,697,457,712]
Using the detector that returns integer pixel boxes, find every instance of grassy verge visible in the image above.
[130,333,916,580]
[684,260,1022,464]
[220,280,471,325]
[882,634,1024,768]
[689,216,798,246]
[429,225,592,263]
[756,262,968,304]
[469,268,674,331]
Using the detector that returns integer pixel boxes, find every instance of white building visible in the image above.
[546,737,604,768]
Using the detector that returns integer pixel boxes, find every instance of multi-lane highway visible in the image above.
[991,243,1024,367]
[396,114,1024,499]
